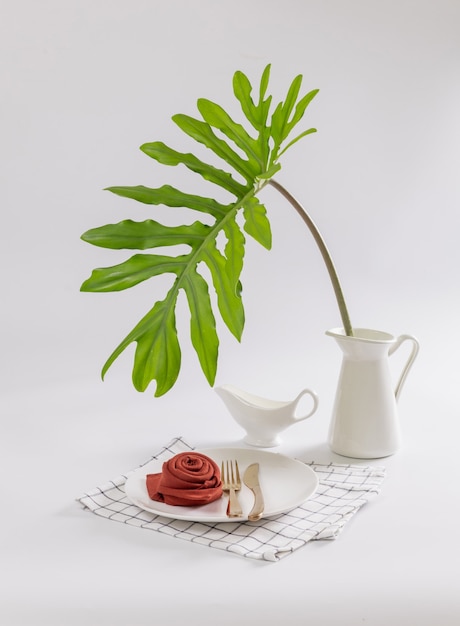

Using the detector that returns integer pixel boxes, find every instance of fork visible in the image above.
[221,460,243,518]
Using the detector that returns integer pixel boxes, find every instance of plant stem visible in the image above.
[268,178,353,336]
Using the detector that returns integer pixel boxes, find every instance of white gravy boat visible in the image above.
[215,384,319,447]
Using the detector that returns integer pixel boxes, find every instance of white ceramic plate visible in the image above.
[124,447,318,523]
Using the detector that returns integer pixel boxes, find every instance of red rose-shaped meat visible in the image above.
[146,452,222,506]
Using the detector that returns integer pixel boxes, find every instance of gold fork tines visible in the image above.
[221,460,243,518]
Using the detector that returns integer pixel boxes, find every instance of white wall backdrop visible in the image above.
[2,0,459,447]
[2,2,460,625]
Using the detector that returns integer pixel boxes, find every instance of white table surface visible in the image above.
[2,313,459,626]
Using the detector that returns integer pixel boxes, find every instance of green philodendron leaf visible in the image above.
[172,114,257,182]
[282,74,303,126]
[102,292,181,395]
[81,65,319,394]
[288,89,320,132]
[106,184,229,218]
[258,64,271,104]
[242,198,272,250]
[223,216,245,289]
[200,238,245,341]
[256,163,281,180]
[182,269,219,386]
[81,219,210,250]
[197,99,262,171]
[277,128,317,159]
[233,65,273,134]
[80,254,187,292]
[132,309,181,395]
[232,70,259,130]
[140,142,248,197]
[270,74,303,147]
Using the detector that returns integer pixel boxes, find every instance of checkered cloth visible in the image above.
[78,437,385,562]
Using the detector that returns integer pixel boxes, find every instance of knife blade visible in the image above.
[243,463,264,521]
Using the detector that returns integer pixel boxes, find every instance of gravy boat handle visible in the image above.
[293,388,319,421]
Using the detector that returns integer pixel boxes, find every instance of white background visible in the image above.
[1,1,460,625]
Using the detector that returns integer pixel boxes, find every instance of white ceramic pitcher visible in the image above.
[326,328,419,458]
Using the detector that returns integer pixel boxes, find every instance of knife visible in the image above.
[243,463,265,521]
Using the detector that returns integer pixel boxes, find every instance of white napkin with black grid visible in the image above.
[78,437,385,561]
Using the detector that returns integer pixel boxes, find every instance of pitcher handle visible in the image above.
[388,334,420,401]
[293,388,319,421]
